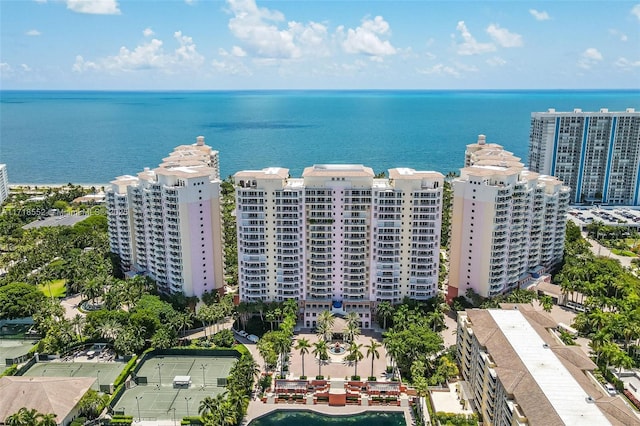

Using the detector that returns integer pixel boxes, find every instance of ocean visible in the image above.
[0,90,638,185]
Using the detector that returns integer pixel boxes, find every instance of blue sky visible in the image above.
[1,0,639,90]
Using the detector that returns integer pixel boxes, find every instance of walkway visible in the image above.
[585,235,634,268]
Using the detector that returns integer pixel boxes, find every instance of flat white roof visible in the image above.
[488,310,610,426]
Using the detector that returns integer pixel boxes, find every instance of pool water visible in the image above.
[248,410,406,425]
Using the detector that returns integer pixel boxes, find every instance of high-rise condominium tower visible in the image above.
[0,164,8,205]
[234,164,443,327]
[448,136,569,300]
[106,136,224,298]
[528,108,640,205]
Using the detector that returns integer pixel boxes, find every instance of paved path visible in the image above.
[60,294,84,320]
[585,235,634,268]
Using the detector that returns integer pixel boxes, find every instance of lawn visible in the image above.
[611,248,637,257]
[38,279,67,298]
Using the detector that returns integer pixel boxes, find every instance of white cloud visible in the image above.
[578,47,603,69]
[73,31,203,73]
[609,29,628,42]
[453,62,478,73]
[21,64,32,72]
[173,31,205,67]
[212,59,252,76]
[0,63,12,73]
[454,21,495,55]
[486,56,506,66]
[632,4,640,21]
[73,55,99,72]
[143,28,154,37]
[226,0,327,59]
[185,0,196,4]
[26,29,41,36]
[486,24,523,48]
[416,63,460,77]
[342,16,397,61]
[34,0,47,3]
[66,0,121,15]
[231,46,247,57]
[529,9,550,21]
[615,57,640,70]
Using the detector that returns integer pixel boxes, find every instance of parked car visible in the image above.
[247,334,259,343]
[605,383,617,396]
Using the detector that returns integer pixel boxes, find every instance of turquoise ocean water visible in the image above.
[0,90,638,184]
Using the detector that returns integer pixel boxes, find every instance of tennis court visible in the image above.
[23,360,124,392]
[0,340,36,366]
[114,354,237,421]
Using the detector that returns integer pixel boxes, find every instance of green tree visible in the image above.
[0,282,45,319]
[347,342,364,378]
[365,339,381,379]
[376,301,394,330]
[312,340,329,378]
[295,337,311,378]
[78,389,109,419]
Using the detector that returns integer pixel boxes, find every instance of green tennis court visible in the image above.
[23,361,124,391]
[114,355,237,421]
[0,340,36,366]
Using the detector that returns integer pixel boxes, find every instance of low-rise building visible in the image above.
[456,306,637,425]
[0,376,95,426]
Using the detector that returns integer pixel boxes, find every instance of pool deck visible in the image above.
[242,400,415,425]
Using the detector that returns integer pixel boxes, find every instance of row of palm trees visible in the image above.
[5,408,57,426]
[293,335,383,379]
[290,310,384,379]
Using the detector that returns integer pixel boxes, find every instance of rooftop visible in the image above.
[0,376,95,422]
[464,307,637,425]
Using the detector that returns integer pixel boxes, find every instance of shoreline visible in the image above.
[9,183,109,188]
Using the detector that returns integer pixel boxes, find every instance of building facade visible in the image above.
[528,108,640,205]
[456,306,635,426]
[0,164,8,205]
[106,136,224,298]
[448,136,569,300]
[234,165,443,327]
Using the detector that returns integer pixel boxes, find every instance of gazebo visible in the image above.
[330,317,349,341]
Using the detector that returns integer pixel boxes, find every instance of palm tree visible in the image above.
[312,340,329,378]
[200,392,228,424]
[317,310,335,339]
[199,395,219,417]
[344,321,361,344]
[348,342,364,378]
[427,311,445,332]
[6,408,39,426]
[97,319,122,342]
[315,321,331,343]
[36,413,57,426]
[376,301,394,329]
[365,339,382,379]
[273,331,291,378]
[295,338,311,378]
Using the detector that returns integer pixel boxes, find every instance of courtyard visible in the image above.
[285,331,391,381]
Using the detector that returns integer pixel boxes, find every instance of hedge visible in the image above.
[113,355,138,387]
[0,365,18,377]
